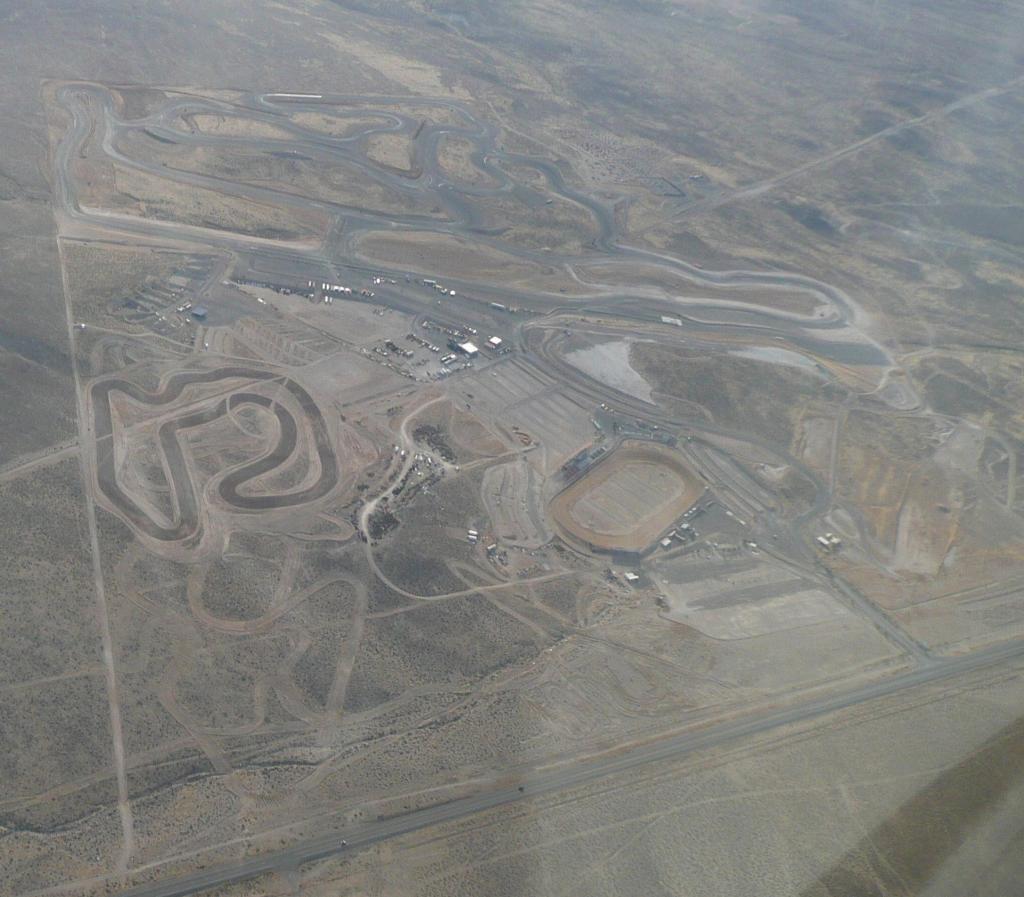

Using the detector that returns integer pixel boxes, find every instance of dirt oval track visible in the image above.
[549,440,702,553]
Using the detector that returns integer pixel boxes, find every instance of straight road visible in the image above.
[110,636,1024,897]
[637,72,1024,235]
[0,442,78,484]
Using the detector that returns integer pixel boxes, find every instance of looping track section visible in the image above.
[88,366,340,549]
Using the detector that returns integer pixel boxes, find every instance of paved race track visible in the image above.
[91,368,338,542]
[53,83,891,372]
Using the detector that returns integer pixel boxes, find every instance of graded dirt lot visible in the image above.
[549,441,701,552]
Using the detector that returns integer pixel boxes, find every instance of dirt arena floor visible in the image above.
[549,440,702,553]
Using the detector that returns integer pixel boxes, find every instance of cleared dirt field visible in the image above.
[482,456,550,548]
[549,441,701,552]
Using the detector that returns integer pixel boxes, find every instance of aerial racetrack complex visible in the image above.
[12,30,1024,893]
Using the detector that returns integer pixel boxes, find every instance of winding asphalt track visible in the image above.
[91,368,338,542]
[54,84,889,371]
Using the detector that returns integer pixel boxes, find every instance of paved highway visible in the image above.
[107,637,1024,897]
